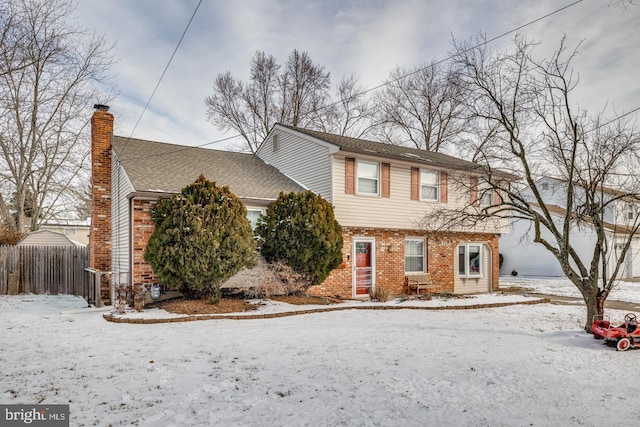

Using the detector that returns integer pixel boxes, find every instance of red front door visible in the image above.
[354,241,372,296]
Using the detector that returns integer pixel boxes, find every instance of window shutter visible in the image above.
[411,167,420,200]
[470,176,478,206]
[345,157,355,194]
[440,171,448,203]
[381,163,390,198]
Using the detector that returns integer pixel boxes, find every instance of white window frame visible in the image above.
[405,238,426,273]
[627,203,634,222]
[246,209,264,229]
[420,170,439,201]
[479,179,493,207]
[63,227,77,237]
[356,160,380,196]
[458,243,483,278]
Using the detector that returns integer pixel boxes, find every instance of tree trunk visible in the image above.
[582,287,609,332]
[584,293,598,332]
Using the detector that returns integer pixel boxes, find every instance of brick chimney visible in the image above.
[89,104,113,303]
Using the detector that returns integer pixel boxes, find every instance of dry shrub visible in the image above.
[369,284,390,302]
[247,261,311,298]
[0,228,24,245]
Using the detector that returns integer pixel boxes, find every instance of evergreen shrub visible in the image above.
[256,191,343,287]
[144,175,256,301]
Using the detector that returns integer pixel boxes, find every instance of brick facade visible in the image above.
[132,198,161,288]
[126,209,500,299]
[89,107,113,302]
[309,227,500,298]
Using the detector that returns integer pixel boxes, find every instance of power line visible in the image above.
[585,105,640,134]
[118,0,203,158]
[124,0,587,160]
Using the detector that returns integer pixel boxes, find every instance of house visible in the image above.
[89,107,512,305]
[88,106,304,304]
[499,176,640,279]
[40,219,90,245]
[256,124,512,297]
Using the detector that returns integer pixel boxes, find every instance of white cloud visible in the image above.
[73,0,639,149]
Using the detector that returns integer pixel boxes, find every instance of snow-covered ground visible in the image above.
[1,278,639,426]
[500,275,640,302]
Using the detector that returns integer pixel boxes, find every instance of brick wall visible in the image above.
[132,198,161,287]
[125,203,500,300]
[89,107,113,301]
[309,227,500,298]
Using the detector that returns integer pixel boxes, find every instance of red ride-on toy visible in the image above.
[592,313,640,351]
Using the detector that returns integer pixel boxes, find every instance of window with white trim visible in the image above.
[357,160,379,195]
[405,239,425,273]
[627,203,634,222]
[246,209,263,229]
[420,170,439,201]
[479,179,493,207]
[458,244,482,277]
[63,227,77,237]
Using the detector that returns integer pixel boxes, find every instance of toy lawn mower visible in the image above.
[592,313,640,351]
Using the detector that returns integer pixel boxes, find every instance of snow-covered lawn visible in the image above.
[500,275,640,302]
[1,278,639,426]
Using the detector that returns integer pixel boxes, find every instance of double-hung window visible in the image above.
[627,203,635,222]
[405,239,425,273]
[458,244,482,277]
[357,161,379,195]
[420,170,439,201]
[479,179,493,207]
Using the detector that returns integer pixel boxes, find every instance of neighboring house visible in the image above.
[256,124,512,297]
[88,107,304,304]
[17,229,82,247]
[500,176,640,279]
[40,219,90,245]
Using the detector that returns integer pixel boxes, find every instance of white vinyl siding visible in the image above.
[111,153,134,285]
[332,155,510,233]
[454,243,492,294]
[257,129,333,202]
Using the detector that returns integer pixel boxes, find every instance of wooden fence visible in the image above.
[0,245,90,299]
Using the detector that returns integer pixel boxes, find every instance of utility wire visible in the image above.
[120,0,587,161]
[117,0,203,158]
[122,0,638,162]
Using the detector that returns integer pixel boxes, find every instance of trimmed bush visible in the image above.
[256,191,343,286]
[144,175,256,301]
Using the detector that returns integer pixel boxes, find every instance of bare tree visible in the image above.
[312,74,375,139]
[0,0,113,232]
[205,49,371,153]
[424,35,640,330]
[371,61,468,153]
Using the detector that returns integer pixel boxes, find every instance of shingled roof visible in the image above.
[112,136,305,199]
[277,124,487,172]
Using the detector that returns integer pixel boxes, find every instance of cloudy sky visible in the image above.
[75,0,639,151]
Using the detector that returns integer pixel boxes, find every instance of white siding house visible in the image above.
[500,177,640,279]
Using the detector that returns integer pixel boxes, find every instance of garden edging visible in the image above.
[103,297,550,324]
